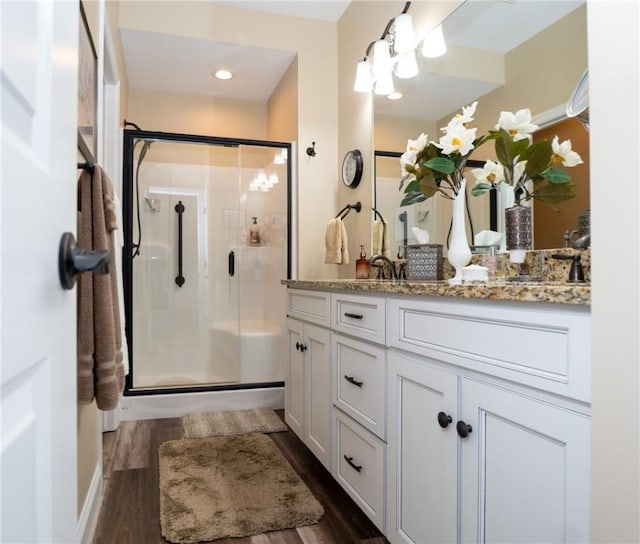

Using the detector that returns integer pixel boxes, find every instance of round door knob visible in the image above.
[437,412,452,428]
[456,420,472,438]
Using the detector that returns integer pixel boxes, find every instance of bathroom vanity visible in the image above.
[283,279,591,543]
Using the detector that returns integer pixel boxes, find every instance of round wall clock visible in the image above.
[342,149,363,188]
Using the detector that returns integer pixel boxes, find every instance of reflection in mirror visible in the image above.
[372,1,588,252]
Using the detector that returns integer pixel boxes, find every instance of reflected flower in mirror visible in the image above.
[471,108,583,207]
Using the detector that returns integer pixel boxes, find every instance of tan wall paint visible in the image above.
[105,0,129,118]
[128,90,269,139]
[268,59,298,143]
[119,1,338,279]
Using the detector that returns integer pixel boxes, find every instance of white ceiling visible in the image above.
[120,0,584,121]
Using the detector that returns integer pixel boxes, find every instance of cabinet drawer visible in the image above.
[333,408,385,532]
[389,296,591,402]
[287,289,330,327]
[333,334,386,439]
[332,293,386,345]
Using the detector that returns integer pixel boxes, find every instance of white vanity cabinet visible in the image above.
[285,290,332,470]
[386,296,591,544]
[331,292,388,531]
[284,284,591,544]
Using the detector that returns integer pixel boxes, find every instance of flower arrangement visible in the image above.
[471,108,583,206]
[399,101,489,206]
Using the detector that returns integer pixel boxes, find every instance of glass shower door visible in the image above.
[131,139,241,388]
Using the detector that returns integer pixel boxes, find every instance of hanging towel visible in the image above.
[340,219,350,264]
[372,219,383,256]
[77,166,125,410]
[372,219,392,259]
[381,219,391,259]
[324,218,350,265]
[324,218,342,264]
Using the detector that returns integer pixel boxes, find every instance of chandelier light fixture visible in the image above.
[353,1,448,96]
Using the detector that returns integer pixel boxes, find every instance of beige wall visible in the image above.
[128,90,269,139]
[268,59,299,144]
[119,1,338,280]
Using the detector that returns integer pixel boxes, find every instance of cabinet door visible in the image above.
[305,323,332,469]
[460,378,590,543]
[387,351,459,544]
[285,318,305,439]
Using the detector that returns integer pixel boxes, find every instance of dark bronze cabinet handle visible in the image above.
[344,455,362,472]
[456,420,472,438]
[295,342,301,351]
[344,312,363,319]
[437,412,452,428]
[344,375,363,387]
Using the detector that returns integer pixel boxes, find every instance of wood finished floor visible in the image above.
[93,414,388,544]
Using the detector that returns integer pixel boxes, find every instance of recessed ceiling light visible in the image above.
[388,92,403,100]
[213,69,233,80]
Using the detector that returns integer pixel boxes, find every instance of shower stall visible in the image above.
[122,130,290,397]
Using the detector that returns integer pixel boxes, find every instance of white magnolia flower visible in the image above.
[496,108,539,141]
[472,160,505,185]
[551,136,583,167]
[400,133,429,175]
[437,124,477,156]
[442,101,478,131]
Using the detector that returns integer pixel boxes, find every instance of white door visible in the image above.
[1,1,79,542]
[460,378,590,543]
[386,351,459,544]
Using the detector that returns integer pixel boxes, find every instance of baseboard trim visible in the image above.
[119,386,284,421]
[77,462,103,544]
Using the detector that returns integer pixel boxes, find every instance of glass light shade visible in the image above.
[268,174,279,186]
[393,13,416,54]
[273,151,285,164]
[421,24,447,58]
[372,40,392,76]
[354,60,373,92]
[374,71,394,96]
[395,51,418,79]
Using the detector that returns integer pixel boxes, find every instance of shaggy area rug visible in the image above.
[181,408,288,439]
[158,433,324,543]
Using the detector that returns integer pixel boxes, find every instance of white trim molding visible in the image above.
[76,463,103,544]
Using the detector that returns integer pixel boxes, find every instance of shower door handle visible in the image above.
[228,251,235,277]
[175,201,185,287]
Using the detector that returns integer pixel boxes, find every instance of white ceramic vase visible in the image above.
[447,178,472,283]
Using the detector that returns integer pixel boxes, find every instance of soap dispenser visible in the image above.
[356,245,370,279]
[249,217,261,246]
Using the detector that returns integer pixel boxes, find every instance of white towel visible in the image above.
[340,219,349,264]
[324,218,342,264]
[324,218,349,264]
[381,219,391,259]
[372,219,384,256]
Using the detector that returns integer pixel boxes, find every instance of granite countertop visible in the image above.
[281,279,591,306]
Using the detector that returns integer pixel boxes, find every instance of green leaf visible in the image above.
[533,181,576,205]
[494,130,512,166]
[510,138,529,162]
[401,190,428,207]
[543,167,571,184]
[471,182,492,197]
[423,157,455,175]
[523,140,552,178]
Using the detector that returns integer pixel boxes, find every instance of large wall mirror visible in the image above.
[373,1,588,253]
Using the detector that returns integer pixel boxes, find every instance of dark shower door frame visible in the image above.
[122,129,292,396]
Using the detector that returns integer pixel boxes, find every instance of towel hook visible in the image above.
[306,141,316,157]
